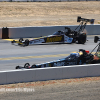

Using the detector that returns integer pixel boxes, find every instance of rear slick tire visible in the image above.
[78,33,87,44]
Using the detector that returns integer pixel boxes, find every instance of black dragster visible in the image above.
[11,16,94,46]
[16,49,94,69]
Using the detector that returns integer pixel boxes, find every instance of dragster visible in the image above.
[16,49,93,69]
[11,16,94,46]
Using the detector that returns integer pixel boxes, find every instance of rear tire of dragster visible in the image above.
[78,33,87,44]
[94,36,99,43]
[18,38,24,45]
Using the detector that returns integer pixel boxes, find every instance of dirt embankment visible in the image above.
[0,1,100,27]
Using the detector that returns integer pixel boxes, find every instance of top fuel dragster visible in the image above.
[16,36,100,69]
[11,16,94,46]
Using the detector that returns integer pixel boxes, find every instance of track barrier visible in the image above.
[0,64,100,85]
[0,24,100,39]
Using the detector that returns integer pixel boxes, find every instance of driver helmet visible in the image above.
[70,53,79,58]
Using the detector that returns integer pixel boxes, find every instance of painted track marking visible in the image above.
[0,52,95,61]
[0,54,69,61]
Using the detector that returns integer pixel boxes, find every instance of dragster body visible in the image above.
[16,49,94,69]
[28,32,73,45]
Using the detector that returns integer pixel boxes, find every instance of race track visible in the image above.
[1,35,100,100]
[0,35,98,71]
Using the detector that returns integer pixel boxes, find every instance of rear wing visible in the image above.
[77,16,95,24]
[75,16,95,33]
[65,16,95,34]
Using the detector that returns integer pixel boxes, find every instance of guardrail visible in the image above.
[0,64,100,85]
[0,24,100,39]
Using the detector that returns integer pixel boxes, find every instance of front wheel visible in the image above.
[78,33,87,44]
[19,38,24,42]
[25,39,29,46]
[11,40,15,44]
[24,63,30,68]
[16,66,19,69]
[18,38,24,45]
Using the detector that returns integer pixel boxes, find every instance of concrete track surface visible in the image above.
[0,35,100,100]
[0,35,99,70]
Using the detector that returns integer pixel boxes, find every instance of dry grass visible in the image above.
[0,1,100,27]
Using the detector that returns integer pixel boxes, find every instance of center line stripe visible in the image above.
[0,52,95,61]
[0,54,69,61]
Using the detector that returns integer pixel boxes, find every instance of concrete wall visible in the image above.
[8,24,100,39]
[9,26,70,38]
[86,24,100,35]
[0,71,7,84]
[0,64,100,85]
[0,0,10,1]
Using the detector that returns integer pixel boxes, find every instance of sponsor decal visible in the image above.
[66,61,77,65]
[54,62,65,66]
[41,64,44,68]
[64,35,73,43]
[34,39,44,43]
[46,36,62,43]
[45,63,52,67]
[29,38,45,44]
[34,39,40,43]
[29,41,34,44]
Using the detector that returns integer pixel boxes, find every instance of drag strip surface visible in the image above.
[0,35,98,71]
[0,35,100,100]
